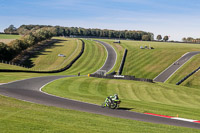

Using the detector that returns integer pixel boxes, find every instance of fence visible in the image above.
[176,66,200,85]
[89,73,153,83]
[0,60,28,68]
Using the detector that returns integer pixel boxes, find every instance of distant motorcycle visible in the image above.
[102,98,121,109]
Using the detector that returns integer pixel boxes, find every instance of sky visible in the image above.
[0,0,200,41]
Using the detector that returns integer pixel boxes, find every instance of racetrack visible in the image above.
[94,40,117,73]
[0,41,200,129]
[0,76,200,129]
[154,51,200,82]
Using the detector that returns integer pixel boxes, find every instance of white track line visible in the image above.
[39,77,99,106]
[171,117,198,123]
[145,113,200,123]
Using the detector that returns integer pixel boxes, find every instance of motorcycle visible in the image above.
[102,98,121,109]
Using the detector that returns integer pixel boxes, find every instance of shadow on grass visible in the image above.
[22,39,66,68]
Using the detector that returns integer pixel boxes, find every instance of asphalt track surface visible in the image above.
[0,42,200,129]
[94,40,117,73]
[154,51,200,82]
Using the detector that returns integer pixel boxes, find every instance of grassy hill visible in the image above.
[0,38,106,83]
[27,37,82,71]
[1,95,199,132]
[101,40,200,79]
[183,71,200,89]
[43,76,200,120]
[167,54,200,86]
[0,37,82,71]
[59,39,107,75]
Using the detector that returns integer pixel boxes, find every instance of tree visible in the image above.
[156,35,162,41]
[142,35,151,41]
[186,37,194,42]
[163,36,169,42]
[0,42,10,60]
[182,37,187,42]
[4,25,17,34]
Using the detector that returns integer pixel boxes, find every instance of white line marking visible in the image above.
[94,40,117,73]
[0,76,52,86]
[171,117,198,122]
[39,77,99,106]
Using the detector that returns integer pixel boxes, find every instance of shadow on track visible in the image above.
[117,107,134,110]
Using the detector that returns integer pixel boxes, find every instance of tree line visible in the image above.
[0,27,55,61]
[182,37,200,43]
[4,24,154,41]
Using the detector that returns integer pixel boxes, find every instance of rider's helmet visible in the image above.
[114,94,118,99]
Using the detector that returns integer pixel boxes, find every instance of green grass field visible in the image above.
[0,63,27,70]
[96,40,200,81]
[0,37,82,71]
[43,76,200,121]
[0,34,21,39]
[0,38,106,83]
[58,39,107,75]
[121,41,200,79]
[27,37,82,71]
[181,70,200,89]
[1,95,199,133]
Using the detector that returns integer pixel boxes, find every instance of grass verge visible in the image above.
[0,95,199,132]
[43,76,200,120]
[166,54,200,88]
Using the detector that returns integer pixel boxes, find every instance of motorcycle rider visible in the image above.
[105,94,119,105]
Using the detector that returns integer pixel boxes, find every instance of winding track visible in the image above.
[154,51,200,82]
[0,41,200,129]
[94,40,117,73]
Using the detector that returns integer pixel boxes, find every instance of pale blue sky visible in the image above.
[0,0,200,41]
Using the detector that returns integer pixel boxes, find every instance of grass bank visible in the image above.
[166,54,200,88]
[43,76,200,120]
[28,37,82,71]
[0,95,199,132]
[0,39,107,82]
[59,39,107,75]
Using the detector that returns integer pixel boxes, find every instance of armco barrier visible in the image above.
[176,66,200,85]
[89,74,153,83]
[0,39,85,73]
[118,49,127,75]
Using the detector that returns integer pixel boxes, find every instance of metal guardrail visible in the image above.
[118,49,128,75]
[176,66,200,85]
[89,74,153,83]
